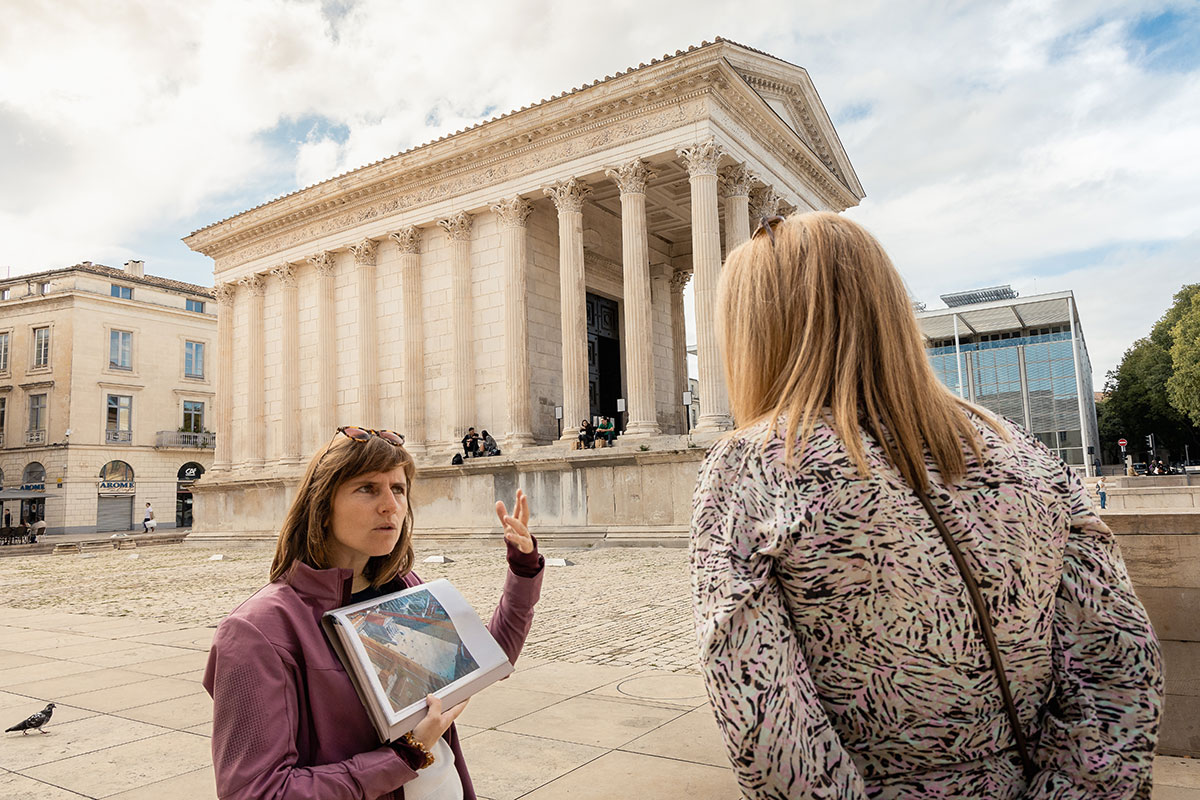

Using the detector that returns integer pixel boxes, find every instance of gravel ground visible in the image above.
[0,541,701,672]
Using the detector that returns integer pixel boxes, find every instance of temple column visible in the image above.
[240,274,267,466]
[350,238,380,428]
[720,163,753,255]
[309,252,337,442]
[491,197,536,449]
[543,178,591,442]
[669,270,691,433]
[437,212,474,448]
[749,183,783,224]
[389,227,426,455]
[605,159,660,437]
[270,264,302,463]
[678,139,732,432]
[213,283,236,471]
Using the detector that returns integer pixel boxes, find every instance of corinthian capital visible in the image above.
[389,226,422,254]
[669,270,692,293]
[349,238,377,266]
[308,251,336,277]
[719,163,754,198]
[214,282,237,306]
[240,274,266,296]
[543,178,591,214]
[677,139,724,177]
[604,160,657,195]
[749,184,782,220]
[437,211,474,241]
[270,264,297,288]
[491,197,534,228]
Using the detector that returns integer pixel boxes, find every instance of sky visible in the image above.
[1,0,1197,388]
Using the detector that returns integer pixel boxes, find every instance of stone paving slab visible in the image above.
[0,547,1197,799]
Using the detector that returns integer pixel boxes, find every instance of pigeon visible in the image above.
[5,702,55,734]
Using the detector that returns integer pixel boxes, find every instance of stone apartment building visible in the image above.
[0,260,215,533]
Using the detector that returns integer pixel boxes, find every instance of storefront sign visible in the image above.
[98,480,135,493]
[20,483,45,492]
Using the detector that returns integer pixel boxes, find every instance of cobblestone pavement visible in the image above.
[0,541,701,673]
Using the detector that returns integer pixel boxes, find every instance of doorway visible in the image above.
[586,293,622,423]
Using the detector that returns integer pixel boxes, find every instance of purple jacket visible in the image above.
[203,557,542,800]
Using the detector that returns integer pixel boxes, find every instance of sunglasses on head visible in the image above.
[752,215,786,247]
[337,426,405,446]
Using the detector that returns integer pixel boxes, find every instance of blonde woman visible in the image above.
[690,213,1162,800]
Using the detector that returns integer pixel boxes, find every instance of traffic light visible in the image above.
[1145,433,1154,449]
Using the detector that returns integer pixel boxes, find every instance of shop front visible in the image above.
[176,462,205,528]
[97,460,135,532]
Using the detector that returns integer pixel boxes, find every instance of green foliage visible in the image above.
[1165,286,1200,426]
[1100,283,1200,463]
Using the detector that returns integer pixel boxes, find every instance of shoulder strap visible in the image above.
[913,490,1038,782]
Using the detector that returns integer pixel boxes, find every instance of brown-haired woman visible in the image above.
[204,427,542,800]
[690,212,1162,799]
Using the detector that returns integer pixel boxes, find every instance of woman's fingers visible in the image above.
[444,698,470,722]
[494,500,509,527]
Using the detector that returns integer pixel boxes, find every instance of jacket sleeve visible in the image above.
[204,616,418,800]
[486,540,544,664]
[1024,467,1163,800]
[689,437,866,800]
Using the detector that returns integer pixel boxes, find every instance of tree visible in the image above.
[1161,285,1200,427]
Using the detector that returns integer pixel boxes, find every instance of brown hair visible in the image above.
[718,211,1005,492]
[269,435,416,588]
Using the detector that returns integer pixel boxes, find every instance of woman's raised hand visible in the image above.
[495,489,533,554]
[411,694,469,752]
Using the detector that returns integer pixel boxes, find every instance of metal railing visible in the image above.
[156,430,216,449]
[25,430,45,445]
[105,430,133,445]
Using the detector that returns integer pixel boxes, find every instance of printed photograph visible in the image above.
[348,589,481,714]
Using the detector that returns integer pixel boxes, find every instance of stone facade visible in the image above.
[184,39,863,539]
[0,262,216,533]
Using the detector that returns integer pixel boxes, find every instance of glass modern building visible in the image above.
[917,287,1100,475]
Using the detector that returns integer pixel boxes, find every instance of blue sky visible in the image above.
[1,0,1197,385]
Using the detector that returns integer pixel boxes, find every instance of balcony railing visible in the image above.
[156,430,216,449]
[25,430,45,445]
[105,430,133,445]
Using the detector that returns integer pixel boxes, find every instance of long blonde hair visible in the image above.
[270,435,416,589]
[718,212,1005,492]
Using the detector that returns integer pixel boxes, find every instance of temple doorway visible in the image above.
[586,293,622,425]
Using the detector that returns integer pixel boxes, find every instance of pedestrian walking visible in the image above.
[1096,476,1108,510]
[142,503,154,532]
[690,212,1162,799]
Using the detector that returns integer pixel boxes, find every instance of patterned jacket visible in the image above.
[690,414,1162,800]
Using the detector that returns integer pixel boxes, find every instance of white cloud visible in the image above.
[0,0,1196,385]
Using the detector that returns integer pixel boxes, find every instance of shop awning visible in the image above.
[0,490,59,500]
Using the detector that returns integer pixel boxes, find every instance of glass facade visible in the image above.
[924,321,1097,468]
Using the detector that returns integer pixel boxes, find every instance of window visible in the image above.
[111,284,133,299]
[109,330,132,370]
[0,396,6,439]
[37,282,49,295]
[28,394,46,431]
[184,341,205,378]
[99,460,134,482]
[183,401,205,433]
[0,331,8,372]
[32,327,49,368]
[0,288,9,300]
[186,298,205,313]
[106,395,132,444]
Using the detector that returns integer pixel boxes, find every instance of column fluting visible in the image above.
[543,178,591,442]
[350,238,380,428]
[678,139,733,432]
[389,227,426,455]
[437,212,474,449]
[605,159,660,437]
[492,197,536,449]
[270,264,302,463]
[309,251,338,443]
[213,283,236,471]
[669,270,691,434]
[719,164,754,255]
[240,274,267,466]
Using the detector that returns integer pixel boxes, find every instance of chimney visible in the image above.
[125,260,145,278]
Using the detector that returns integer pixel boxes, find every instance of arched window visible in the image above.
[177,462,205,483]
[0,467,5,489]
[22,462,45,485]
[98,461,134,482]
